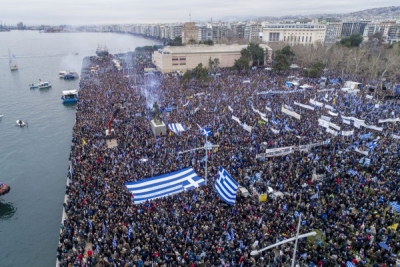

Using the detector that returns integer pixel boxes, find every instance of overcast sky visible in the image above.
[1,0,398,26]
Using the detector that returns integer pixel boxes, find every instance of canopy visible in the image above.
[62,90,78,96]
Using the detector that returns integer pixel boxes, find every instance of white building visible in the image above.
[262,22,326,45]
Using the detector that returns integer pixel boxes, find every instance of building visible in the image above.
[262,21,326,45]
[152,44,272,74]
[324,21,342,44]
[244,23,263,42]
[181,22,199,44]
[362,21,396,40]
[17,22,24,30]
[387,24,400,44]
[341,21,370,37]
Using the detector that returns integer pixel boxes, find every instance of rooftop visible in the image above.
[162,44,271,54]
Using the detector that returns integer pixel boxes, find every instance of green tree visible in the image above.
[247,43,265,66]
[192,63,209,84]
[233,57,250,71]
[272,50,290,72]
[339,34,363,47]
[187,39,197,45]
[168,37,183,46]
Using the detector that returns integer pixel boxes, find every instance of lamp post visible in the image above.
[251,214,315,267]
[178,135,219,186]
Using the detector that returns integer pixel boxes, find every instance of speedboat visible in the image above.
[59,70,68,79]
[29,84,38,89]
[61,90,78,103]
[64,71,79,80]
[0,182,11,196]
[16,120,26,127]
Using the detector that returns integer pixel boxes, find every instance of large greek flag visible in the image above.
[215,167,238,205]
[125,168,205,204]
[168,123,186,135]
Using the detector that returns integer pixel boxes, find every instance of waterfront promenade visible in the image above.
[57,53,399,267]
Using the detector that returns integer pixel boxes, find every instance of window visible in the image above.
[180,62,186,65]
[172,62,179,66]
[180,57,186,61]
[309,36,312,43]
[302,36,304,42]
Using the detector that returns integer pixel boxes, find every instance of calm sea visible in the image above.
[0,30,159,267]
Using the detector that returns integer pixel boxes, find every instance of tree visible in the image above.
[339,34,363,48]
[192,63,209,84]
[168,37,183,46]
[233,57,250,71]
[187,39,197,45]
[272,49,291,72]
[199,40,214,45]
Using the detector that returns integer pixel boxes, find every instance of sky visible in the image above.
[0,0,398,26]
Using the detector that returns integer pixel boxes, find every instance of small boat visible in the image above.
[9,48,18,71]
[38,81,52,89]
[61,90,78,103]
[16,120,26,127]
[0,182,11,196]
[59,70,68,79]
[29,84,38,89]
[0,114,3,118]
[64,71,79,80]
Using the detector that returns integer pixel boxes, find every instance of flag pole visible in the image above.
[205,135,208,186]
[291,213,302,267]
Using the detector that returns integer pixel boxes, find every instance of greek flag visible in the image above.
[346,261,356,267]
[348,170,357,176]
[215,166,238,205]
[168,123,186,135]
[271,119,279,125]
[310,192,318,199]
[390,202,400,213]
[363,158,371,167]
[128,226,132,239]
[112,237,117,249]
[200,127,213,137]
[69,163,74,177]
[125,168,205,204]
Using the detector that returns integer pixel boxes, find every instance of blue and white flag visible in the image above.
[215,167,238,205]
[363,158,371,167]
[200,127,213,137]
[112,236,117,249]
[128,226,132,239]
[69,163,74,177]
[346,261,356,267]
[125,168,205,204]
[310,192,318,199]
[168,123,186,135]
[390,202,400,213]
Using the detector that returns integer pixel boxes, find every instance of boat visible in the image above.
[0,114,3,118]
[61,90,78,103]
[59,70,68,79]
[8,48,18,71]
[16,120,26,127]
[29,84,38,89]
[96,44,109,57]
[38,81,52,89]
[64,71,79,80]
[0,182,11,196]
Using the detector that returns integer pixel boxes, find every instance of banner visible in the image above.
[310,99,324,107]
[265,106,272,112]
[328,111,338,117]
[318,119,330,128]
[341,115,364,124]
[282,105,301,120]
[294,101,315,111]
[343,119,351,125]
[365,95,373,99]
[355,147,369,156]
[297,140,329,152]
[329,122,341,131]
[378,118,399,123]
[252,107,266,117]
[257,89,305,95]
[264,146,294,157]
[261,116,268,122]
[326,128,338,136]
[354,120,364,128]
[317,89,335,92]
[324,105,334,111]
[271,128,280,134]
[392,134,400,139]
[228,106,233,112]
[362,124,383,132]
[232,115,241,124]
[341,130,354,136]
[243,123,252,133]
[321,115,331,122]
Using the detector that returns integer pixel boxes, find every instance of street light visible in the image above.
[250,214,315,267]
[178,134,218,186]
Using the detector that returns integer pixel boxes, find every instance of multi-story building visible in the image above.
[152,44,272,74]
[387,24,400,44]
[363,21,396,40]
[341,21,370,37]
[324,21,342,44]
[262,21,326,45]
[244,23,263,42]
[181,22,199,44]
[198,24,213,41]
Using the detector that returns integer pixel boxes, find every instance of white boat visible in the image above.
[61,90,78,103]
[0,114,3,118]
[59,71,68,78]
[9,49,18,71]
[38,81,52,89]
[16,120,26,127]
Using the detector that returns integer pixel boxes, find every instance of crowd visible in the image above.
[57,52,400,267]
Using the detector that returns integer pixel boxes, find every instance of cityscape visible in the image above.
[2,6,400,45]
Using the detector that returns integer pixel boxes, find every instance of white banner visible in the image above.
[378,118,399,123]
[343,119,351,125]
[252,107,266,117]
[341,130,354,136]
[317,89,335,92]
[264,146,294,157]
[374,104,380,109]
[366,95,373,99]
[232,115,241,124]
[261,116,268,122]
[321,115,331,122]
[362,124,383,132]
[324,105,334,111]
[355,147,369,156]
[183,101,190,107]
[228,106,233,112]
[328,111,338,117]
[282,105,301,120]
[392,134,400,139]
[271,128,280,134]
[257,90,305,95]
[297,140,329,152]
[243,123,252,133]
[329,122,341,131]
[341,115,364,124]
[294,101,315,111]
[318,119,330,128]
[265,106,272,112]
[310,99,324,107]
[354,120,363,129]
[326,128,338,136]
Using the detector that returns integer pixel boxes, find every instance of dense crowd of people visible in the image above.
[57,52,400,267]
